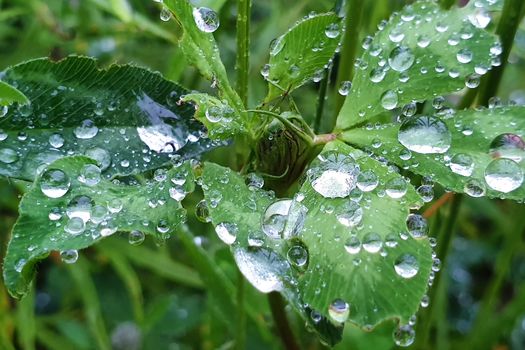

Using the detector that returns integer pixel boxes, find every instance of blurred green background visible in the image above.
[1,0,525,349]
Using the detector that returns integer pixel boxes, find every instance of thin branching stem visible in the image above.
[268,292,301,350]
[313,68,330,133]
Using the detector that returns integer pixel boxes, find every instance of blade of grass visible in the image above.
[15,284,35,350]
[34,323,78,350]
[68,259,111,350]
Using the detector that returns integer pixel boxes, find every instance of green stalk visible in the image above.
[235,1,251,345]
[477,0,525,105]
[333,0,364,121]
[313,68,330,133]
[416,194,462,349]
[268,292,300,350]
[467,205,525,349]
[439,0,456,10]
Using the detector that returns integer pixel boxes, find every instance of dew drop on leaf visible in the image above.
[40,169,70,198]
[85,147,111,171]
[362,232,383,253]
[328,299,350,323]
[338,80,352,96]
[0,148,18,164]
[336,201,363,227]
[159,6,172,21]
[406,214,428,239]
[287,243,308,268]
[310,152,359,198]
[394,253,419,279]
[49,133,64,148]
[449,153,474,176]
[193,7,220,33]
[464,178,486,197]
[393,324,415,347]
[388,46,415,72]
[66,195,94,222]
[65,217,86,236]
[78,164,101,186]
[215,222,238,245]
[484,158,523,193]
[74,119,98,139]
[60,250,79,264]
[262,199,292,239]
[195,200,211,223]
[385,177,408,199]
[357,170,378,192]
[489,133,525,162]
[380,89,398,110]
[233,247,287,293]
[344,236,361,254]
[398,115,451,154]
[129,230,145,246]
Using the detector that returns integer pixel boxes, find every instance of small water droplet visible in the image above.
[215,222,238,245]
[328,299,350,323]
[65,217,86,235]
[60,250,79,264]
[40,169,70,198]
[160,6,172,21]
[362,232,382,253]
[49,133,64,148]
[449,153,474,176]
[325,22,340,38]
[287,243,308,268]
[129,230,145,245]
[338,80,352,96]
[357,170,378,192]
[344,236,361,254]
[394,253,419,278]
[380,90,398,110]
[193,7,219,33]
[74,119,98,139]
[464,178,486,197]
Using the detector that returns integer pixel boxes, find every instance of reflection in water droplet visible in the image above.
[61,250,79,264]
[40,169,70,198]
[0,148,18,164]
[79,164,101,186]
[196,200,211,223]
[287,244,308,268]
[406,214,428,239]
[386,177,408,199]
[484,158,523,193]
[85,147,111,171]
[193,7,220,33]
[344,236,361,254]
[362,232,382,253]
[464,178,486,197]
[328,299,350,323]
[449,153,474,176]
[398,115,451,154]
[215,222,238,245]
[394,254,419,278]
[388,46,415,72]
[489,133,525,162]
[393,324,415,347]
[129,230,145,246]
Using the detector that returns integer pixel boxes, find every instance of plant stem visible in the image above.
[268,292,301,350]
[333,0,364,121]
[313,68,330,133]
[235,1,250,346]
[236,0,251,106]
[439,0,456,10]
[477,0,525,105]
[416,194,462,348]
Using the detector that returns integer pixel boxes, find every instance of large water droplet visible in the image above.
[74,119,98,139]
[195,200,211,223]
[388,46,415,72]
[362,232,382,253]
[159,6,172,21]
[193,7,219,33]
[357,170,378,192]
[78,164,101,186]
[215,222,238,245]
[484,158,523,193]
[380,90,398,110]
[310,153,359,198]
[328,299,350,323]
[336,201,363,227]
[262,199,292,239]
[65,217,86,235]
[386,177,408,199]
[85,147,111,171]
[394,254,419,278]
[0,148,18,164]
[449,153,474,176]
[468,8,491,29]
[66,195,94,222]
[457,48,473,64]
[398,115,451,154]
[61,250,79,264]
[489,133,525,162]
[325,22,340,38]
[287,243,308,268]
[344,236,361,254]
[393,324,415,347]
[464,178,486,197]
[406,214,428,239]
[40,169,70,198]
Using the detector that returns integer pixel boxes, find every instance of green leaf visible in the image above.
[0,56,214,181]
[340,106,525,200]
[181,93,246,140]
[201,162,343,346]
[3,156,194,298]
[295,141,430,328]
[0,81,29,106]
[162,0,244,114]
[266,13,342,101]
[335,1,500,130]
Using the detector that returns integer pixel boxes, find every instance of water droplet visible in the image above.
[328,299,350,323]
[362,232,382,253]
[65,217,86,235]
[287,243,308,268]
[357,170,378,192]
[484,158,523,193]
[406,214,428,239]
[417,185,434,202]
[0,105,8,117]
[85,147,111,171]
[325,22,340,38]
[464,178,486,197]
[247,232,264,247]
[49,207,62,221]
[465,74,480,88]
[91,205,108,224]
[66,195,94,222]
[393,324,415,347]
[233,247,288,293]
[78,164,101,186]
[159,6,172,21]
[380,90,398,110]
[310,153,359,198]
[398,115,451,154]
[49,133,64,148]
[269,38,284,56]
[468,8,491,28]
[74,119,98,139]
[336,201,363,227]
[215,222,238,245]
[205,105,223,123]
[60,250,79,264]
[338,80,352,96]
[394,253,419,278]
[449,153,474,176]
[40,169,70,198]
[0,148,18,164]
[370,67,386,83]
[193,7,219,33]
[388,46,415,72]
[489,133,525,162]
[344,236,361,254]
[108,198,123,213]
[195,200,211,223]
[15,259,26,273]
[386,177,408,199]
[129,230,145,246]
[246,173,264,190]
